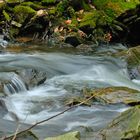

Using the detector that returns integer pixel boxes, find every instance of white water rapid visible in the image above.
[0,49,139,138]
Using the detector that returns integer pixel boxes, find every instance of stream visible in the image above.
[0,43,139,139]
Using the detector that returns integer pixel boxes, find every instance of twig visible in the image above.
[3,90,100,140]
[11,124,20,140]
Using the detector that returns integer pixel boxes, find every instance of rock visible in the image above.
[14,5,36,24]
[126,46,140,67]
[45,131,80,140]
[17,69,47,88]
[86,87,140,105]
[76,44,93,53]
[0,84,4,97]
[92,106,140,140]
[65,35,81,47]
[37,9,48,17]
[0,37,8,48]
[115,46,140,80]
[116,4,140,45]
[11,20,22,27]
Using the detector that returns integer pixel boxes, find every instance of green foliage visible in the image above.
[2,10,11,22]
[67,6,76,18]
[56,0,68,16]
[14,5,36,23]
[81,0,90,11]
[79,12,97,27]
[80,10,112,28]
[9,27,19,37]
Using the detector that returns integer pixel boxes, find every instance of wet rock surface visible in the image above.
[92,106,140,140]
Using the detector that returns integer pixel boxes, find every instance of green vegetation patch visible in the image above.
[93,0,140,18]
[14,5,36,23]
[21,2,44,10]
[2,10,11,22]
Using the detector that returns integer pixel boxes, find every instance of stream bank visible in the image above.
[0,0,140,48]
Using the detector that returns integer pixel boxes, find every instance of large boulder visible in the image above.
[92,106,140,140]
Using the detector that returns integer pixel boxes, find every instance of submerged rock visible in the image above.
[5,130,39,140]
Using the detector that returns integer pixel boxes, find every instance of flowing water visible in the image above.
[0,43,139,139]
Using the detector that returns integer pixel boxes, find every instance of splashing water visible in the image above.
[0,51,139,137]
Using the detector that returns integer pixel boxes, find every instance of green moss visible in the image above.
[80,11,111,28]
[0,2,6,10]
[42,0,56,5]
[6,0,19,2]
[14,5,36,23]
[93,0,140,18]
[127,46,140,67]
[9,27,19,37]
[2,10,11,22]
[21,2,44,10]
[48,7,56,15]
[5,0,21,4]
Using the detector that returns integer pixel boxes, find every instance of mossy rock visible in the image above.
[79,10,111,29]
[92,106,140,140]
[113,45,140,67]
[126,46,140,67]
[14,5,36,23]
[86,87,140,105]
[93,0,140,17]
[45,131,80,140]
